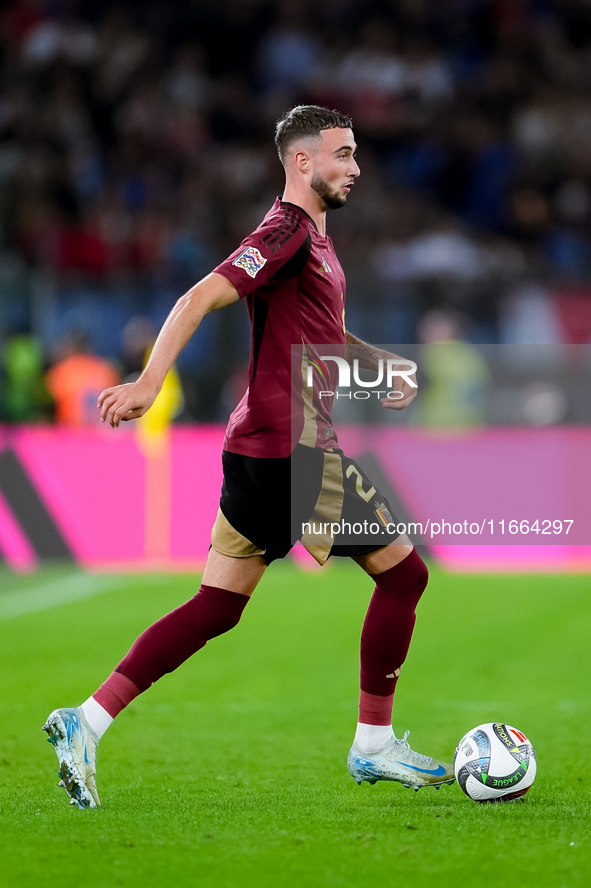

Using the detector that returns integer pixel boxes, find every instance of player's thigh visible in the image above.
[202,548,267,597]
[352,535,414,576]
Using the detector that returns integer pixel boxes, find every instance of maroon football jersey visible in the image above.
[214,198,346,458]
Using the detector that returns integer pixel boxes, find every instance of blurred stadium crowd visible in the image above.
[2,0,591,423]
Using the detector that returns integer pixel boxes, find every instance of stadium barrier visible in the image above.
[0,424,589,573]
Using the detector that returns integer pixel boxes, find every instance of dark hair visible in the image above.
[274,105,353,163]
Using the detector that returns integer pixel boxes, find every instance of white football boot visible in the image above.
[43,707,100,809]
[348,730,455,791]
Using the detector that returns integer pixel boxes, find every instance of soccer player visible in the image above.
[43,106,454,808]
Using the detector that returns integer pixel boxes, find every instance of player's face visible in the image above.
[310,127,360,210]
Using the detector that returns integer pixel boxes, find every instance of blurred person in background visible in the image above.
[0,328,51,422]
[45,329,119,426]
[413,307,490,429]
[121,316,185,433]
[120,315,157,380]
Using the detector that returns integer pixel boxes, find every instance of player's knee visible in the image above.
[411,550,429,593]
[374,548,428,603]
[398,549,428,605]
[189,584,251,640]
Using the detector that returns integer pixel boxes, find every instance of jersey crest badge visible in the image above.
[374,502,394,527]
[233,246,267,278]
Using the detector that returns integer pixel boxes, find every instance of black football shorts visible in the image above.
[210,443,402,565]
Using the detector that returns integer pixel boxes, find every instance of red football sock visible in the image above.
[359,549,428,725]
[92,585,250,716]
[94,671,141,718]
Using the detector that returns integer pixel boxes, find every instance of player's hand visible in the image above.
[98,380,160,427]
[380,368,418,411]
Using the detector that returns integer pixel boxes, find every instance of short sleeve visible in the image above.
[213,205,310,298]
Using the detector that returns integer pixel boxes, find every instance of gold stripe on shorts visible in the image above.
[300,451,344,566]
[211,508,265,558]
[298,344,319,448]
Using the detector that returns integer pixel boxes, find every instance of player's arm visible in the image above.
[344,330,418,410]
[98,273,239,427]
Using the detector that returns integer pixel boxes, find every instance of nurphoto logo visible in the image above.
[305,356,418,400]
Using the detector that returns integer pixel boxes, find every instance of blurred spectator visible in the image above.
[164,44,211,110]
[0,330,50,421]
[93,9,151,104]
[45,330,119,426]
[499,284,563,344]
[401,36,454,110]
[54,210,110,278]
[121,316,156,379]
[22,13,97,69]
[258,1,321,97]
[372,212,483,283]
[333,19,405,132]
[413,308,490,428]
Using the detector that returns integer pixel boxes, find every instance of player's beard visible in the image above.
[311,172,347,210]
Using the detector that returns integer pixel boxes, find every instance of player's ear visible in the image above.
[293,149,311,174]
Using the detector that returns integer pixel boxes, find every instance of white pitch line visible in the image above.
[0,572,126,619]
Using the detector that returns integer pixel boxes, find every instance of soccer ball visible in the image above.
[453,722,537,802]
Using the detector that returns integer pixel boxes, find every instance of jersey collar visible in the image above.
[278,198,326,237]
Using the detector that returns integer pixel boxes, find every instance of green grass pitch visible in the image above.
[0,558,589,887]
